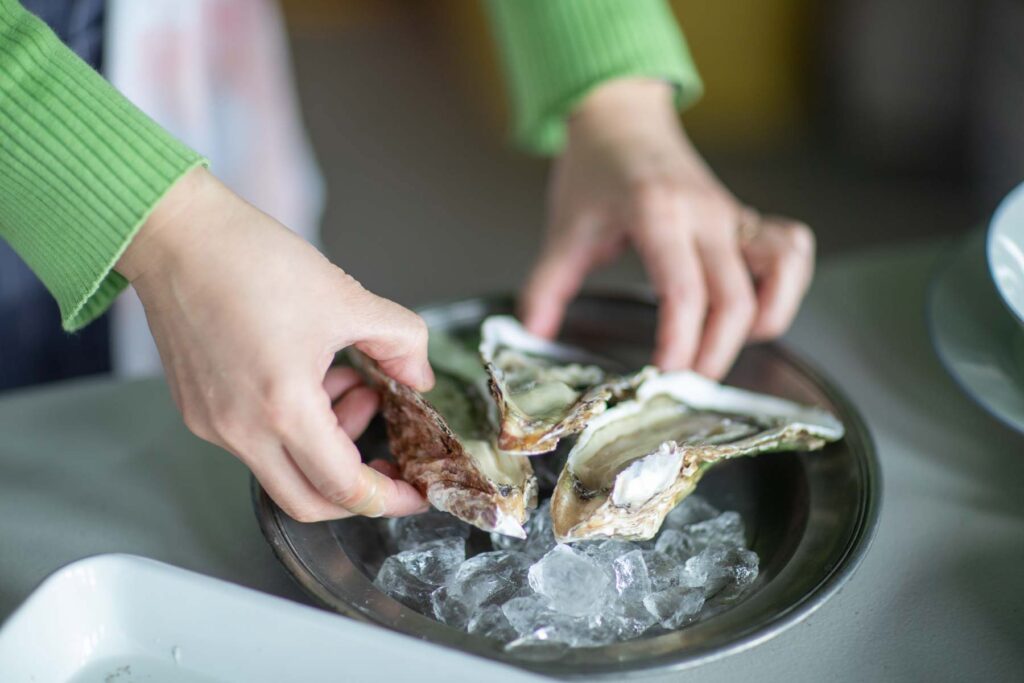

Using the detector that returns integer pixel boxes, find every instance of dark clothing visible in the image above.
[22,0,104,69]
[0,0,110,391]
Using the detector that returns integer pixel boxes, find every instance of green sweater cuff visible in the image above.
[0,0,205,331]
[486,0,704,155]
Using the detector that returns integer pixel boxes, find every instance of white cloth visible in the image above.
[104,0,325,377]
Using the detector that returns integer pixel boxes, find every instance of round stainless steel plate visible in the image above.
[254,293,879,678]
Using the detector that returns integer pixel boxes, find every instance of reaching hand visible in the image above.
[520,79,815,379]
[117,168,433,522]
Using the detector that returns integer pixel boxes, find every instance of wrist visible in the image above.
[116,166,221,283]
[570,78,678,137]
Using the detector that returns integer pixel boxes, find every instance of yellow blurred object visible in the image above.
[281,0,814,151]
[670,0,813,148]
[430,0,508,137]
[432,0,814,151]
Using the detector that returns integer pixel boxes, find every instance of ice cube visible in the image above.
[502,595,611,647]
[448,551,531,612]
[692,546,760,599]
[501,594,550,636]
[377,497,756,645]
[430,586,470,629]
[611,550,652,600]
[676,556,714,589]
[578,539,640,566]
[602,607,659,641]
[654,511,746,560]
[396,537,466,583]
[641,549,683,592]
[581,613,634,646]
[373,538,465,611]
[574,549,656,638]
[527,545,611,616]
[729,548,760,587]
[685,511,747,549]
[643,585,707,629]
[387,509,472,552]
[467,604,518,642]
[521,502,558,559]
[662,495,720,530]
[653,528,693,561]
[640,547,709,592]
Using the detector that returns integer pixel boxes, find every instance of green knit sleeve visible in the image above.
[484,0,703,155]
[0,0,205,330]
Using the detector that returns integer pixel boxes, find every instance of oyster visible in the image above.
[351,333,538,538]
[550,371,844,543]
[479,316,649,455]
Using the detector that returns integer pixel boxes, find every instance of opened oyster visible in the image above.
[479,316,648,455]
[550,371,844,543]
[351,333,538,538]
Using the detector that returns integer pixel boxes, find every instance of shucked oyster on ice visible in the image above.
[353,313,845,545]
[351,333,538,538]
[479,316,650,455]
[550,371,844,543]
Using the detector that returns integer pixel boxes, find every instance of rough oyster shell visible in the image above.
[479,316,649,455]
[550,371,844,543]
[351,339,538,538]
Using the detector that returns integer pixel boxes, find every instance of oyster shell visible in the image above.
[550,371,844,543]
[479,316,649,455]
[351,333,538,538]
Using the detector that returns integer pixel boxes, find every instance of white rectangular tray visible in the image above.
[0,554,548,683]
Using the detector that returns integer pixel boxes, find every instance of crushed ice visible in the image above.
[373,496,759,649]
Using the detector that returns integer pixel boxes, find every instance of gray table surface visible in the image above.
[1,240,1022,682]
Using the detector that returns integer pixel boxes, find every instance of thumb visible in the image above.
[518,233,595,339]
[352,295,434,392]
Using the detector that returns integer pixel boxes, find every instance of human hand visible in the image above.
[117,168,433,521]
[519,78,815,379]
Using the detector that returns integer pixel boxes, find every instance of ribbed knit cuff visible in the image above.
[486,0,704,155]
[0,0,205,330]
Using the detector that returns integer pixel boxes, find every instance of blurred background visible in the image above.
[4,0,1024,391]
[279,0,1022,307]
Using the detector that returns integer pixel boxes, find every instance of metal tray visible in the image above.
[254,293,880,678]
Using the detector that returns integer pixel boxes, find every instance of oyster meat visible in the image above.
[479,316,649,455]
[550,371,844,543]
[352,333,538,538]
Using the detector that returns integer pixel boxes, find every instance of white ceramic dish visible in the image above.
[928,229,1024,435]
[0,554,547,683]
[987,181,1024,325]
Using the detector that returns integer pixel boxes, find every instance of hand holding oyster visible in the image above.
[351,334,538,538]
[353,316,844,542]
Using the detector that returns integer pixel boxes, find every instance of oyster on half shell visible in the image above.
[550,371,844,543]
[479,316,650,455]
[351,333,538,538]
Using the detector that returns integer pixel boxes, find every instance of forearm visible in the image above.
[0,0,203,330]
[484,0,703,155]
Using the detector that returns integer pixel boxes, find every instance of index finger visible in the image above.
[692,239,756,379]
[350,296,434,393]
[519,232,595,340]
[632,203,707,370]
